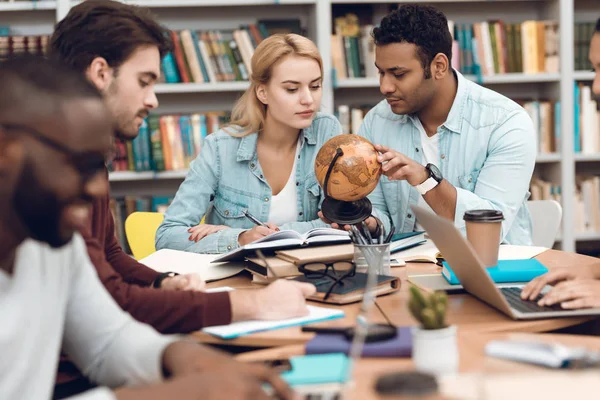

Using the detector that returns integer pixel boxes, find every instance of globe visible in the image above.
[315,134,382,202]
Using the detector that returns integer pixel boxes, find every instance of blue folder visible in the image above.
[442,259,548,285]
[281,353,350,386]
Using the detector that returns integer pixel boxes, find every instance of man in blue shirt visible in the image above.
[360,5,536,245]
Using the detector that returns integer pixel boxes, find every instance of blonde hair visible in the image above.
[225,33,323,136]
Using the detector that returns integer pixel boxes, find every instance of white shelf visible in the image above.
[575,232,600,242]
[464,73,561,84]
[71,0,314,7]
[575,153,600,162]
[154,82,250,94]
[109,171,154,182]
[331,0,550,3]
[109,170,189,182]
[335,73,560,89]
[156,170,188,179]
[536,153,561,163]
[0,1,56,11]
[573,71,595,81]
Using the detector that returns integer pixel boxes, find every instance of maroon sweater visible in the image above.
[57,193,231,385]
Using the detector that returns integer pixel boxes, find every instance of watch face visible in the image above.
[427,164,443,182]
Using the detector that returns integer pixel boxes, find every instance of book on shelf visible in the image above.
[0,34,49,61]
[517,99,560,154]
[574,22,596,72]
[574,175,600,234]
[529,178,561,204]
[574,83,600,154]
[331,18,559,80]
[213,228,351,262]
[160,20,302,84]
[108,111,230,174]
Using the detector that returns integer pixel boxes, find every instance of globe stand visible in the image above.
[321,147,373,225]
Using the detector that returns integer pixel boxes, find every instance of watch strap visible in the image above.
[415,177,439,195]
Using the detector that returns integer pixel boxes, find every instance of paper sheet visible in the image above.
[202,305,345,339]
[498,245,549,260]
[140,249,246,282]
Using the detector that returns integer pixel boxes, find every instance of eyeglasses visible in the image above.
[0,123,109,181]
[298,261,356,300]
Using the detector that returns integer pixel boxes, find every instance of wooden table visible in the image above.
[193,249,599,347]
[235,332,600,399]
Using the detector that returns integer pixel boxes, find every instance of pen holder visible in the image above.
[353,243,391,275]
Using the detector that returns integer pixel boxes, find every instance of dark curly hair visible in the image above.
[49,0,172,74]
[373,5,452,79]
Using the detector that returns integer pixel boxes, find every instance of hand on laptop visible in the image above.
[160,273,205,292]
[536,280,600,309]
[521,265,600,305]
[188,223,229,242]
[229,280,316,321]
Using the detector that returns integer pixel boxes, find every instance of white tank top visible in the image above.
[267,142,300,226]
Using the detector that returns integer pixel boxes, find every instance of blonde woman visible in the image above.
[156,34,342,253]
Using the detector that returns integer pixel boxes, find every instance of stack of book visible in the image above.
[109,112,230,173]
[0,33,49,61]
[162,20,302,84]
[518,100,560,154]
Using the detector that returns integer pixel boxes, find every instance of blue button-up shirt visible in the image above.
[360,71,535,245]
[156,113,342,253]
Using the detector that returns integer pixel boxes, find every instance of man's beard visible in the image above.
[13,162,74,248]
[113,109,149,142]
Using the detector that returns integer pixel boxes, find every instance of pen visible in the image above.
[243,210,268,227]
[255,249,279,279]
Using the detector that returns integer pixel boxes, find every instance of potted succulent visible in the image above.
[408,285,459,375]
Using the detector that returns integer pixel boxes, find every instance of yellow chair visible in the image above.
[125,212,206,260]
[125,212,164,260]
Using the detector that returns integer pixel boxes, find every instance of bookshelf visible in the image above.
[2,0,600,253]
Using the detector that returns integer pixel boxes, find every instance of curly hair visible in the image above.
[372,5,452,79]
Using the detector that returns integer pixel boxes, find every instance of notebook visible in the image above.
[213,228,351,262]
[393,239,442,263]
[202,305,345,339]
[276,244,354,265]
[390,231,426,253]
[305,327,412,358]
[245,256,303,278]
[442,259,548,285]
[140,249,245,282]
[292,272,401,305]
[281,353,350,386]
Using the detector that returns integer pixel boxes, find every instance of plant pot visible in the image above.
[412,325,458,376]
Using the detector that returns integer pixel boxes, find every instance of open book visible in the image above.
[140,249,246,282]
[394,239,442,263]
[213,228,351,262]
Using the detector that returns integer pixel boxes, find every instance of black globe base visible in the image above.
[321,197,372,226]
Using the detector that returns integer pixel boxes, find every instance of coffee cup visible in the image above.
[463,210,504,268]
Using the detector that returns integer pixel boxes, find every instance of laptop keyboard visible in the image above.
[500,287,565,313]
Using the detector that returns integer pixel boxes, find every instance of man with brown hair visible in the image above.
[49,0,315,397]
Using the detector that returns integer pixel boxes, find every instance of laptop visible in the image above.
[412,205,600,319]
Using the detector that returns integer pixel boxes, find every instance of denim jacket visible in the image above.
[360,70,535,245]
[156,113,342,253]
